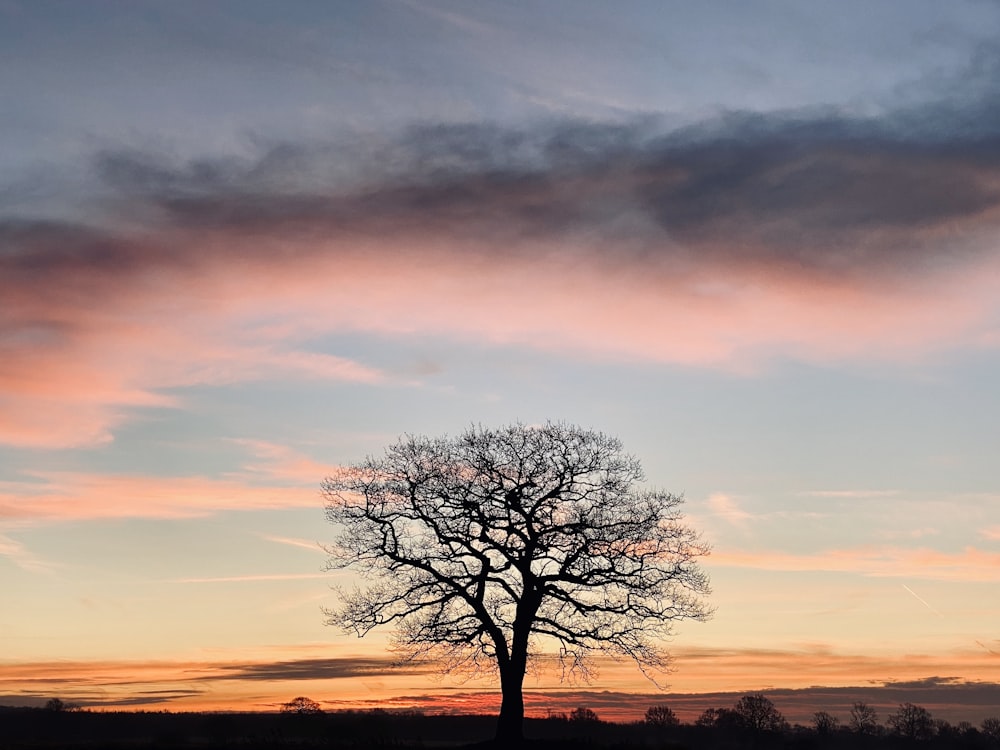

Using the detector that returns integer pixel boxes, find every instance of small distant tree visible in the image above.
[935,719,959,742]
[696,707,743,732]
[280,696,323,715]
[695,707,720,727]
[888,702,934,741]
[956,721,975,736]
[813,710,839,735]
[850,701,880,735]
[981,716,1000,740]
[44,698,66,712]
[734,693,788,733]
[569,706,601,723]
[323,423,712,742]
[645,704,680,727]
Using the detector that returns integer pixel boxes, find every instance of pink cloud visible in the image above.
[0,471,318,522]
[0,440,342,523]
[229,440,343,485]
[3,219,1000,449]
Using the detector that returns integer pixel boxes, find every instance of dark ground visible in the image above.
[1,706,998,749]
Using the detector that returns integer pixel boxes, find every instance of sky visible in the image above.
[2,0,1000,726]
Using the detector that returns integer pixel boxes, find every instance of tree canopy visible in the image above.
[322,423,712,740]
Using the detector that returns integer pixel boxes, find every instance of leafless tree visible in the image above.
[850,701,880,735]
[645,704,680,727]
[982,716,1000,741]
[812,710,839,735]
[322,423,712,742]
[888,702,934,741]
[280,696,323,715]
[569,706,601,723]
[733,693,788,733]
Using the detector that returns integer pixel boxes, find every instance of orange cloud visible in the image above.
[4,646,999,724]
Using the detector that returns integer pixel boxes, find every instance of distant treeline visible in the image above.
[2,697,1000,749]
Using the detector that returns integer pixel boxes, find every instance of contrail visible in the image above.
[901,584,945,618]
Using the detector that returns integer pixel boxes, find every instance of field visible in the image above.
[2,706,999,750]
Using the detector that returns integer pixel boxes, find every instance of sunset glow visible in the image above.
[2,0,1000,727]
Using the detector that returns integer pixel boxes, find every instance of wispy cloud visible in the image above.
[803,490,901,499]
[707,493,754,528]
[0,533,56,573]
[259,534,325,554]
[170,572,329,583]
[0,439,341,523]
[0,471,318,522]
[229,440,341,485]
[710,545,1000,582]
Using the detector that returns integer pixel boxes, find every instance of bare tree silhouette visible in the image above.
[812,710,839,735]
[732,693,788,733]
[644,704,680,727]
[322,423,712,742]
[982,716,1000,741]
[888,702,934,741]
[280,696,323,715]
[850,701,880,735]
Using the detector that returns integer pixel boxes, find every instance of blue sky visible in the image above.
[1,0,999,723]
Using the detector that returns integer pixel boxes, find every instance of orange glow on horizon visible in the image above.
[3,645,998,723]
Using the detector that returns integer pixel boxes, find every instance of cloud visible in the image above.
[706,493,754,527]
[709,545,1000,582]
[0,440,341,523]
[0,471,318,522]
[207,657,431,682]
[0,533,56,573]
[5,104,1000,448]
[0,654,431,711]
[170,573,330,584]
[259,534,326,554]
[87,111,1000,279]
[981,526,1000,541]
[229,440,342,485]
[3,648,999,721]
[803,490,901,499]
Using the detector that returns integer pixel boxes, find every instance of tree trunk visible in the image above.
[495,662,525,743]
